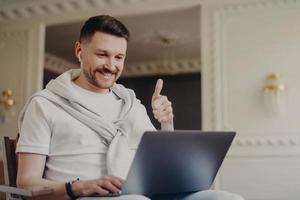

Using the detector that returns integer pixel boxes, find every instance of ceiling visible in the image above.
[45,6,201,68]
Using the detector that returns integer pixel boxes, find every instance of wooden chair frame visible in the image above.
[0,136,53,200]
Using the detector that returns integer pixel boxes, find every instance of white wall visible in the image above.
[202,0,300,199]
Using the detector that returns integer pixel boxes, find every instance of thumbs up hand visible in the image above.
[151,79,174,131]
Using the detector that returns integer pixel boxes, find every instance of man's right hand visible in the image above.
[17,152,123,200]
[72,176,123,197]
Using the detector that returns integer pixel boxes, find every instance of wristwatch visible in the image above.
[65,178,80,200]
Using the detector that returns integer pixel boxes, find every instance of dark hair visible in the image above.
[79,15,130,43]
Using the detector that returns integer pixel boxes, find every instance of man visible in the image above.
[16,15,243,200]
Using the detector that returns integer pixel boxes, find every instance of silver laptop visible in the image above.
[121,130,236,196]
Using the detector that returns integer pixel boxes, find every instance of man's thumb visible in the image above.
[153,79,163,98]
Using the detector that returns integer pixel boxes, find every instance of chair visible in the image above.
[0,135,53,200]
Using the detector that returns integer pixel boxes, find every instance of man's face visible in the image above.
[76,32,127,92]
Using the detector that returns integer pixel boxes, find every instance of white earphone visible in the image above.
[78,52,82,62]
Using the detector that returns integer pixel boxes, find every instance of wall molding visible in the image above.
[0,0,147,22]
[233,136,300,147]
[219,0,300,13]
[123,59,201,77]
[229,135,300,157]
[44,52,78,74]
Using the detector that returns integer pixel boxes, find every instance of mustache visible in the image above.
[94,67,117,74]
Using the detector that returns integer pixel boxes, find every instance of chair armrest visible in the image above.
[0,185,53,198]
[23,186,54,197]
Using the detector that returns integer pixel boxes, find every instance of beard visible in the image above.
[83,66,118,90]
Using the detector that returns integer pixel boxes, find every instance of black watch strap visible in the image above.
[65,178,80,200]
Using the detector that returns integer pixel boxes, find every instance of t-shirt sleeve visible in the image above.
[16,97,52,155]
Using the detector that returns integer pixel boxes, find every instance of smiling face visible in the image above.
[74,31,127,93]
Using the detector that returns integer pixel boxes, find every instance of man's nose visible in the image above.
[105,58,116,70]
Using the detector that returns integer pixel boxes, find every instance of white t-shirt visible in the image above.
[16,83,131,182]
[71,82,124,122]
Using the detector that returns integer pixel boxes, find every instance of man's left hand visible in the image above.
[151,79,174,131]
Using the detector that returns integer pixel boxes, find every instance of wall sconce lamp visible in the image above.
[0,89,16,123]
[263,73,287,114]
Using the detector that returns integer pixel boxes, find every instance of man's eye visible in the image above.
[97,53,106,57]
[115,56,124,60]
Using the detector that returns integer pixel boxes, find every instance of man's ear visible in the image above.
[78,51,82,62]
[75,41,82,63]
